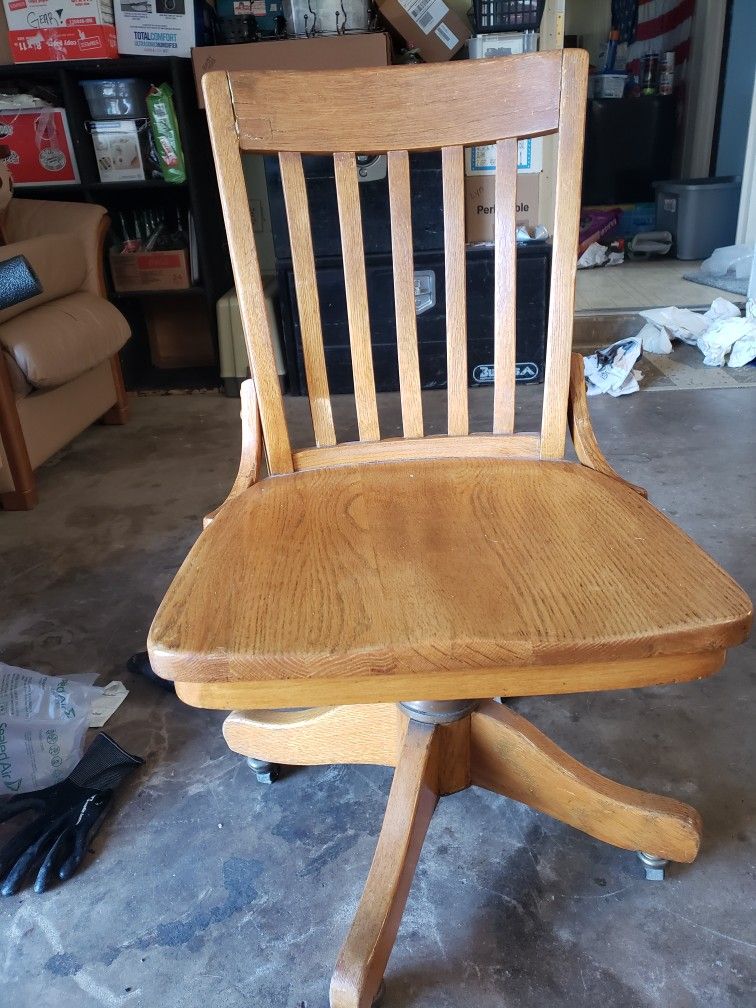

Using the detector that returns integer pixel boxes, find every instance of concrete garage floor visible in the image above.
[1,384,754,1008]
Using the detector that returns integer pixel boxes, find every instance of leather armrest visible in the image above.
[3,199,108,295]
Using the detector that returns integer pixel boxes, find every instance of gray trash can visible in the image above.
[653,177,741,260]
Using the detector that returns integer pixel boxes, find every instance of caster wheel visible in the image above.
[246,757,280,784]
[637,851,668,881]
[372,979,386,1007]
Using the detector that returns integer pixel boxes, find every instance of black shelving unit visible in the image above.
[0,56,233,389]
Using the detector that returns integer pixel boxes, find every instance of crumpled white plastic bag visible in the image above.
[584,338,642,396]
[0,663,102,794]
[726,301,756,367]
[638,306,710,346]
[699,244,754,281]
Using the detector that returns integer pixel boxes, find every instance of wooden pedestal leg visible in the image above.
[100,355,130,425]
[223,704,406,768]
[471,700,702,862]
[330,720,440,1008]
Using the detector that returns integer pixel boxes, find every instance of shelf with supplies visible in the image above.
[0,56,232,389]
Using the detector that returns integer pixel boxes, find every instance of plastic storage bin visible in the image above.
[472,0,545,33]
[80,79,149,120]
[654,177,741,260]
[593,74,626,99]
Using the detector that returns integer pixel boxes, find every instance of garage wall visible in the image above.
[715,0,756,178]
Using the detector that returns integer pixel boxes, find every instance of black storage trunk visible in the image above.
[278,243,551,397]
[265,152,446,259]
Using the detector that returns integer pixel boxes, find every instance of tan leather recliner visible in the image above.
[0,198,131,510]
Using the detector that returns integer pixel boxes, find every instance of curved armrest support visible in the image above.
[568,353,647,498]
[203,378,263,528]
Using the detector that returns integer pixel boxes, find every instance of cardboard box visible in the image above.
[0,108,79,185]
[3,0,117,62]
[0,7,13,64]
[466,138,543,175]
[115,0,212,58]
[192,32,393,107]
[465,173,541,244]
[109,248,191,292]
[375,0,469,62]
[89,119,147,183]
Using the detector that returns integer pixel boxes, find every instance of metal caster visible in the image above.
[637,851,668,881]
[246,757,280,784]
[372,979,386,1007]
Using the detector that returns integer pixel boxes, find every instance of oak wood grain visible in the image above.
[148,458,751,703]
[442,145,468,437]
[330,720,439,1008]
[567,353,647,497]
[292,433,539,470]
[229,54,562,154]
[279,151,337,447]
[493,138,518,434]
[387,149,423,439]
[203,71,293,474]
[540,49,589,459]
[223,704,405,767]
[172,651,726,711]
[471,701,702,861]
[334,151,381,442]
[204,378,263,529]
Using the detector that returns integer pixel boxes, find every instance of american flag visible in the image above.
[626,0,694,82]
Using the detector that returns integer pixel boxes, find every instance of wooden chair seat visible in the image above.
[149,457,750,709]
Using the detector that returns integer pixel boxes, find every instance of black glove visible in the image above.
[0,733,144,895]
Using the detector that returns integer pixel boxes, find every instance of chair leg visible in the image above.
[0,351,37,510]
[470,700,702,862]
[330,720,440,1008]
[100,355,129,425]
[223,704,406,769]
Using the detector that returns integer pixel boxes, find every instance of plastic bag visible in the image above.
[0,663,102,795]
[146,84,186,184]
[699,244,754,281]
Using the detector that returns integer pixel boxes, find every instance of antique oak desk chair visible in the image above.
[149,52,752,1007]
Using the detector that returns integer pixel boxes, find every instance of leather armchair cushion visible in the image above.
[0,234,87,325]
[0,291,130,389]
[3,349,31,396]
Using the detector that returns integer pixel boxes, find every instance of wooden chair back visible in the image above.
[203,51,588,476]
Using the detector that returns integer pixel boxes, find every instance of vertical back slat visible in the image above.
[442,145,468,437]
[493,138,518,434]
[203,72,293,474]
[279,152,337,447]
[387,150,424,439]
[540,51,588,458]
[333,151,381,443]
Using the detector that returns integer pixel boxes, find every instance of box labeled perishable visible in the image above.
[3,0,117,63]
[115,0,211,58]
[465,173,541,244]
[0,108,79,185]
[375,0,469,62]
[109,249,190,292]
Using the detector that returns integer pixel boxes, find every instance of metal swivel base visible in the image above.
[637,850,669,880]
[246,756,280,784]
